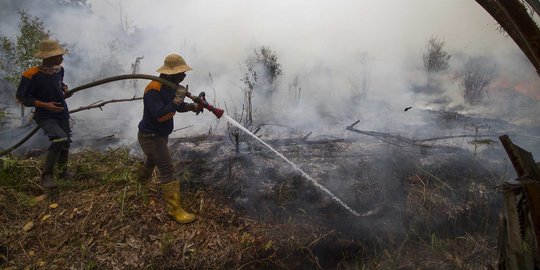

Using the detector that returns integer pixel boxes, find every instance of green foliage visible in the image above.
[0,10,50,87]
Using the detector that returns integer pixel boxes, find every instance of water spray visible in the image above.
[222,114,361,217]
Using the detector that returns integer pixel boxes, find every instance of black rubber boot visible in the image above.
[41,174,58,189]
[41,150,60,189]
[57,150,74,180]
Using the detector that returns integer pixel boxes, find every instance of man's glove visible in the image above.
[176,85,187,100]
[186,103,204,115]
[173,85,187,105]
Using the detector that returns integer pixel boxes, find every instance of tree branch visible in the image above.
[0,97,142,157]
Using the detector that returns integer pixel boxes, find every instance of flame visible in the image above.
[490,76,540,100]
[515,81,540,100]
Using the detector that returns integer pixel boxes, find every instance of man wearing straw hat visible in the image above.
[137,53,203,224]
[16,39,72,189]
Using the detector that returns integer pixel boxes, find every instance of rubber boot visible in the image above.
[57,149,74,180]
[160,180,195,224]
[41,150,59,189]
[136,163,155,183]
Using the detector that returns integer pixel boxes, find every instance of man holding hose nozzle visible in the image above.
[16,39,73,190]
[137,53,203,224]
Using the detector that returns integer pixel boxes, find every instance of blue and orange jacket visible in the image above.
[15,66,69,122]
[138,81,190,136]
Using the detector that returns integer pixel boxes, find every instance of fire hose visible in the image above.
[0,74,224,157]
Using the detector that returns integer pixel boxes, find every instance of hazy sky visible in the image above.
[84,0,517,70]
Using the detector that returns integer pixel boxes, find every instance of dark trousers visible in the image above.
[137,131,174,184]
[37,118,71,176]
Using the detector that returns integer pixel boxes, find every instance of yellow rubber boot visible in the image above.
[160,180,195,224]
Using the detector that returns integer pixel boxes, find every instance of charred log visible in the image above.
[346,120,498,149]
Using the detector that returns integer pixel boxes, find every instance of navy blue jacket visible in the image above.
[15,66,69,122]
[138,81,190,136]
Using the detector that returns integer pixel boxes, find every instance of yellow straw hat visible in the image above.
[156,54,192,75]
[34,39,66,59]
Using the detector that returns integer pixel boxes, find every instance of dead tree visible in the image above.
[460,57,495,105]
[226,103,254,153]
[288,75,302,107]
[130,56,144,92]
[241,46,282,120]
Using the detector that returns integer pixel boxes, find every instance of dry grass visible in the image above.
[0,148,337,269]
[0,145,501,269]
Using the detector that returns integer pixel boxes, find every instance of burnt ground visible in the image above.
[0,115,517,269]
[166,130,505,269]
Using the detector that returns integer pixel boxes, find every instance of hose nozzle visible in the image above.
[191,91,224,119]
[211,107,224,118]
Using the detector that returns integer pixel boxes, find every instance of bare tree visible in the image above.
[226,103,255,153]
[460,57,495,105]
[54,0,91,8]
[288,75,302,107]
[349,51,371,101]
[95,39,124,79]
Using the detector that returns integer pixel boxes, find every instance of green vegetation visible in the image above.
[0,10,51,87]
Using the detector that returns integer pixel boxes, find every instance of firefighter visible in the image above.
[16,39,72,189]
[137,53,202,224]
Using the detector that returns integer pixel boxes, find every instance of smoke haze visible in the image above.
[1,0,539,153]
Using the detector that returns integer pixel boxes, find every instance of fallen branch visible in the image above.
[266,135,344,146]
[346,120,500,148]
[346,120,417,146]
[0,97,142,157]
[70,97,141,114]
[173,125,194,133]
[1,73,197,157]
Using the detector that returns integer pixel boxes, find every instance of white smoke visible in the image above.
[1,0,539,150]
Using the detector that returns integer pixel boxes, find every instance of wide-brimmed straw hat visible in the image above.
[156,53,192,75]
[35,39,66,59]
